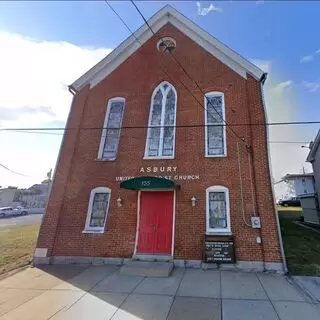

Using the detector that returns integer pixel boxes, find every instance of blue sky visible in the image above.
[0,1,319,194]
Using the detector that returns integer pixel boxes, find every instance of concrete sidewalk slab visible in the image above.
[134,269,183,295]
[112,293,173,320]
[1,266,319,320]
[0,290,83,320]
[257,273,306,301]
[0,265,87,290]
[221,271,267,300]
[120,261,174,277]
[167,296,221,320]
[274,301,320,320]
[91,271,143,293]
[177,269,220,298]
[222,299,279,320]
[0,288,45,317]
[51,292,128,320]
[52,265,117,291]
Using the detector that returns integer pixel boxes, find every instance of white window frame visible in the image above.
[206,185,231,234]
[97,97,125,160]
[204,92,227,157]
[83,187,111,233]
[144,81,177,159]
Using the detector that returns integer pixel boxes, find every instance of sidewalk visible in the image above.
[0,265,319,320]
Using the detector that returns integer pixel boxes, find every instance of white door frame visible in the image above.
[133,189,176,258]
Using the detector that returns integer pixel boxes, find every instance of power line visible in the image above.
[1,120,320,133]
[6,130,63,136]
[268,141,310,144]
[130,0,248,145]
[106,0,246,146]
[0,126,313,145]
[0,163,28,177]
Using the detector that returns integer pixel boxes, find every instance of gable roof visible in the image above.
[281,173,314,181]
[306,129,320,162]
[70,5,265,92]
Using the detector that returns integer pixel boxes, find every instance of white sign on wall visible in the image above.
[115,166,200,182]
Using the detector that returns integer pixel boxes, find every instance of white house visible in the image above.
[19,180,51,213]
[0,187,20,207]
[281,173,315,196]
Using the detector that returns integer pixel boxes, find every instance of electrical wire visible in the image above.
[0,129,312,145]
[0,163,29,177]
[130,0,249,145]
[105,0,247,145]
[1,120,320,132]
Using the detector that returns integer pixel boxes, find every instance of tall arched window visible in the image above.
[145,82,177,158]
[98,97,125,160]
[204,92,226,156]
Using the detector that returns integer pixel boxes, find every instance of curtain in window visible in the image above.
[208,192,227,229]
[146,83,176,157]
[206,95,224,155]
[102,100,125,159]
[89,193,109,227]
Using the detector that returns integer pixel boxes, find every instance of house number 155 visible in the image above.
[141,180,151,187]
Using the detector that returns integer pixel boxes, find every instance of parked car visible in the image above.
[0,206,29,217]
[13,206,29,215]
[0,207,15,217]
[278,197,301,207]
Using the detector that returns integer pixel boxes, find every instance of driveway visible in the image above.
[0,266,319,320]
[0,214,42,228]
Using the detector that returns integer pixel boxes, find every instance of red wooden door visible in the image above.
[137,191,174,255]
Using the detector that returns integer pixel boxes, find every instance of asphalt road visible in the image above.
[0,214,43,228]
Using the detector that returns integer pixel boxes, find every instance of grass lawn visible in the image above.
[279,211,320,275]
[0,224,40,275]
[276,205,302,212]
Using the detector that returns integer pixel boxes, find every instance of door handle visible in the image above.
[153,225,158,232]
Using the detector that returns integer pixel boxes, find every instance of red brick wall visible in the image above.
[36,24,282,263]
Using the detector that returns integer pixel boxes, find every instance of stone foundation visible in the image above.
[33,256,284,274]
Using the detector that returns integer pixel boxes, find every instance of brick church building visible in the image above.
[35,6,285,272]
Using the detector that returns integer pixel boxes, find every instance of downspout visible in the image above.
[260,73,288,273]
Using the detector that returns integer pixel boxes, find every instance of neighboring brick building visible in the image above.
[35,6,285,272]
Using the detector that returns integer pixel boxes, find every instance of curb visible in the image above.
[288,276,319,303]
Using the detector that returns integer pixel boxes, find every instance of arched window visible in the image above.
[206,185,231,233]
[145,82,177,158]
[83,187,111,233]
[204,92,226,156]
[98,97,125,160]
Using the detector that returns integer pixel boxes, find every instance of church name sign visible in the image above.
[116,166,200,182]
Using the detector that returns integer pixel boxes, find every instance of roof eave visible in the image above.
[70,5,265,91]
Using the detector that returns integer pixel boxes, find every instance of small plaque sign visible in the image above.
[204,240,235,263]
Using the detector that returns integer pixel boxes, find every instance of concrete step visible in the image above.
[120,261,174,277]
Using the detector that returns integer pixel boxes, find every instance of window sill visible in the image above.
[82,230,104,234]
[95,158,116,162]
[143,156,175,160]
[204,154,227,158]
[206,231,232,236]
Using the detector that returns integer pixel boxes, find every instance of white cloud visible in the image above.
[196,2,222,16]
[255,1,265,5]
[302,81,320,92]
[300,49,320,62]
[300,55,313,63]
[273,80,292,91]
[252,60,313,197]
[0,30,111,188]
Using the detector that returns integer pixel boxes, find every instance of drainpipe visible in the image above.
[260,74,288,273]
